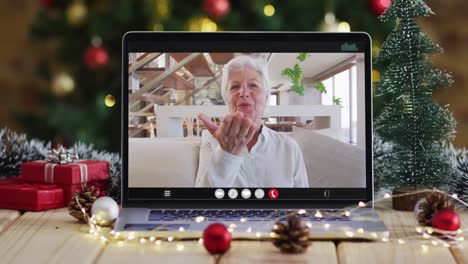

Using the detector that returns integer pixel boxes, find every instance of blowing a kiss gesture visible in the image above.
[198,112,259,156]
[197,61,266,156]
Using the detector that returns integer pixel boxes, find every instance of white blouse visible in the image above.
[195,125,309,188]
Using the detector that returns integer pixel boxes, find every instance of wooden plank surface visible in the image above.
[449,212,468,264]
[338,241,456,264]
[0,210,20,234]
[377,209,421,239]
[0,207,466,263]
[0,208,104,264]
[98,240,337,264]
[337,209,468,264]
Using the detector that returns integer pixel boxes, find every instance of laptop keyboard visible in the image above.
[148,209,350,222]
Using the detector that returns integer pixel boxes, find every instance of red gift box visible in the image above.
[21,160,109,206]
[0,178,63,211]
[21,160,109,185]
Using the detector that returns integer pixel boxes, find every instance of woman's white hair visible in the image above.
[220,55,271,104]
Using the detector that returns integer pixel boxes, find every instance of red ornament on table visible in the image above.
[39,0,55,6]
[203,0,230,19]
[84,46,109,69]
[202,223,232,254]
[432,209,461,231]
[370,0,391,16]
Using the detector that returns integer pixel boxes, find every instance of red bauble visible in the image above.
[39,0,55,6]
[370,0,391,16]
[84,47,109,69]
[203,0,230,19]
[432,209,461,231]
[202,223,232,254]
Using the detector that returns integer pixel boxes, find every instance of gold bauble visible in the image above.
[186,17,217,32]
[52,72,75,96]
[154,0,170,19]
[104,94,116,107]
[67,0,87,27]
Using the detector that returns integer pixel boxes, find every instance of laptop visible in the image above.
[116,32,388,240]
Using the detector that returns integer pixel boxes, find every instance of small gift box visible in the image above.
[0,178,63,211]
[21,160,109,184]
[21,159,109,206]
[21,160,109,185]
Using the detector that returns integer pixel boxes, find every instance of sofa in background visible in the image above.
[129,127,366,188]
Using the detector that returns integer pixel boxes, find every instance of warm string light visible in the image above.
[76,189,466,250]
[263,5,275,16]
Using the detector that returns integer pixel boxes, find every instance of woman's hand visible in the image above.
[198,112,258,156]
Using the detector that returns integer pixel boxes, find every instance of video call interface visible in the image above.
[127,50,368,201]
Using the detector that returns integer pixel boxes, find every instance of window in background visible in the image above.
[268,94,278,123]
[320,67,357,144]
[351,66,357,144]
[269,94,278,106]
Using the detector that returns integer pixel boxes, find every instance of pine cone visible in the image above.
[272,213,310,253]
[417,192,455,226]
[68,184,100,223]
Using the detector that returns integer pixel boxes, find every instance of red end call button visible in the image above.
[268,189,279,199]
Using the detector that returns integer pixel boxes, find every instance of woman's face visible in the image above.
[226,66,267,124]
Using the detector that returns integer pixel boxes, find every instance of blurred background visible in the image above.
[0,0,466,153]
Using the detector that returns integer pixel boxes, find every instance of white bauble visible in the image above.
[91,197,119,226]
[414,197,426,217]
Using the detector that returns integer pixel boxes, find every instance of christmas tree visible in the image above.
[18,0,154,152]
[19,0,394,152]
[373,0,459,189]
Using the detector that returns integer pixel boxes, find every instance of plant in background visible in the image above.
[281,53,341,105]
[333,97,342,106]
[280,53,308,96]
[315,80,327,94]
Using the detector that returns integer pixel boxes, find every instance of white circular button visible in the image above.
[254,189,265,199]
[228,189,238,199]
[241,189,251,199]
[214,189,225,199]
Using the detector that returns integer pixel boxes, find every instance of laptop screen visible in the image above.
[123,32,372,208]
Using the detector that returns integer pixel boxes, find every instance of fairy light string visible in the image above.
[78,189,467,251]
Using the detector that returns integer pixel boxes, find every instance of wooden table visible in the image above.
[0,208,466,264]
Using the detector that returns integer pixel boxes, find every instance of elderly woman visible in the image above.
[195,55,309,188]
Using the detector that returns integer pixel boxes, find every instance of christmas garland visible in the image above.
[0,127,121,201]
[1,127,467,202]
[374,134,468,201]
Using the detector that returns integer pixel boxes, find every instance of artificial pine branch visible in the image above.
[445,145,468,201]
[0,127,50,177]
